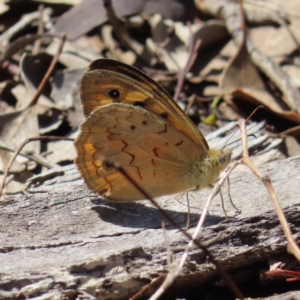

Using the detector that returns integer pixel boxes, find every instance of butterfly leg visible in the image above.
[183,191,191,230]
[219,189,229,220]
[227,177,242,213]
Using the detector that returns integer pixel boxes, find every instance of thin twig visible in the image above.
[238,0,246,37]
[130,275,166,300]
[33,5,44,55]
[28,34,66,108]
[244,0,300,19]
[238,119,300,262]
[103,0,144,60]
[0,34,67,197]
[0,33,58,66]
[263,269,300,281]
[0,8,52,49]
[0,136,73,197]
[114,163,244,299]
[162,221,173,267]
[150,159,242,300]
[0,142,59,169]
[184,94,196,115]
[173,38,201,101]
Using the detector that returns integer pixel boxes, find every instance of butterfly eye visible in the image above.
[103,161,113,170]
[218,154,225,165]
[108,89,120,98]
[218,152,230,165]
[141,120,148,126]
[130,125,136,131]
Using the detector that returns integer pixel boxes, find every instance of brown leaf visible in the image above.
[0,106,39,173]
[220,42,300,124]
[54,0,195,40]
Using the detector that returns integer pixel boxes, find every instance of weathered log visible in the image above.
[1,156,300,299]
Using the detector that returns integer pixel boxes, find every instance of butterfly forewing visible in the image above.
[80,59,209,149]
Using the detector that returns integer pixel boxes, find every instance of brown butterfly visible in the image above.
[74,59,231,202]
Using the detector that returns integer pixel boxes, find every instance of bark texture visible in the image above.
[1,156,300,299]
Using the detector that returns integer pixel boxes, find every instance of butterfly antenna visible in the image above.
[224,134,257,148]
[246,105,264,122]
[222,105,264,150]
[222,129,239,151]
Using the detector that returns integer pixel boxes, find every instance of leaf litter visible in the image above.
[0,0,297,192]
[0,0,300,299]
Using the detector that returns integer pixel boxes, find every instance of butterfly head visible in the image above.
[216,149,231,170]
[208,149,231,171]
[195,149,231,188]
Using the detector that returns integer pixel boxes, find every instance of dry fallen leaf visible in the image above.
[220,38,300,125]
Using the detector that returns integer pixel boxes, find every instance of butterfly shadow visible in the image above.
[90,198,225,229]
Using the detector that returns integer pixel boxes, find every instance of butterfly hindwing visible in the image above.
[75,103,202,201]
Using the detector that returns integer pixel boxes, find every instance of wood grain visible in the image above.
[1,156,300,299]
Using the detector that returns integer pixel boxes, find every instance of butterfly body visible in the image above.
[75,59,231,202]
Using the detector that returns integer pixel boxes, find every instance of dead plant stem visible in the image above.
[238,119,300,262]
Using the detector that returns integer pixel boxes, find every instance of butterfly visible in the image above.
[74,59,231,202]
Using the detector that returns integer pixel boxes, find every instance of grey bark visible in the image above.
[1,156,300,300]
